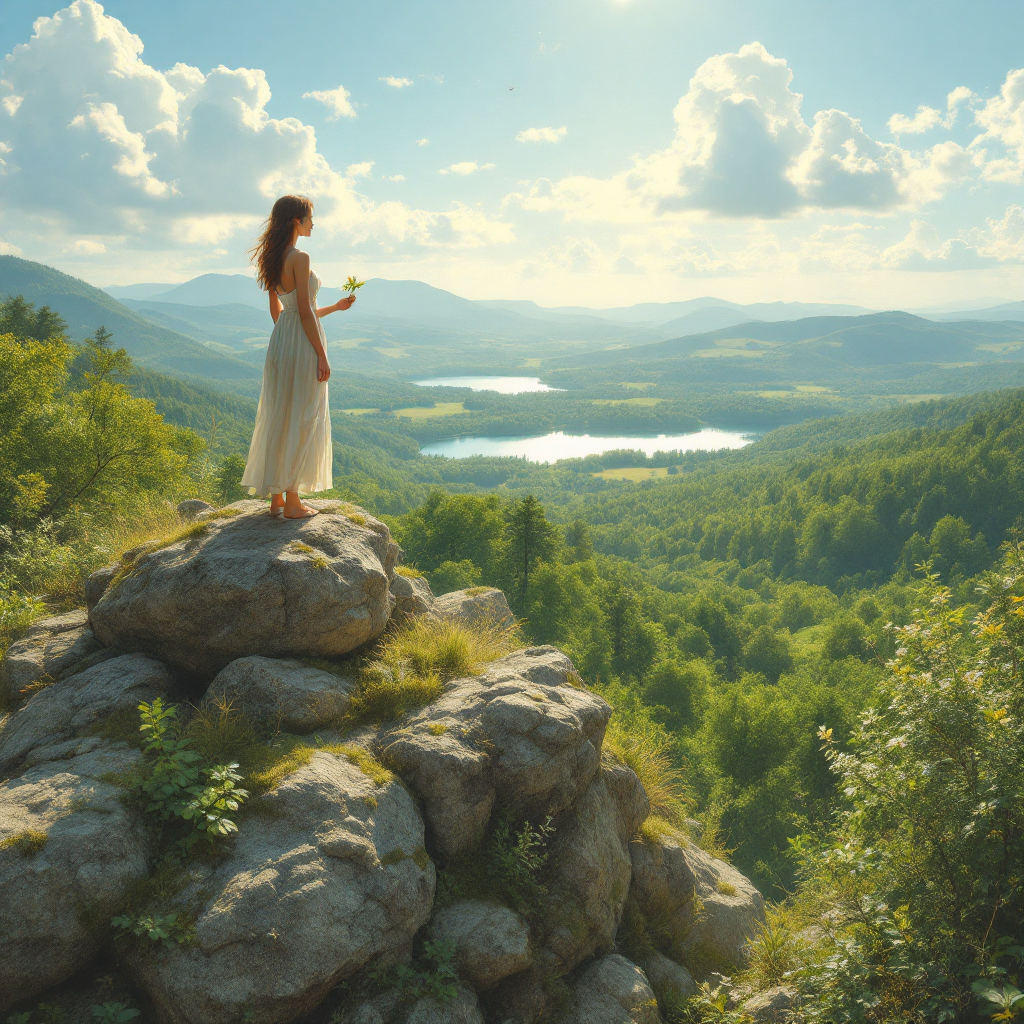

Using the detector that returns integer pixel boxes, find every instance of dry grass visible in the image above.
[323,744,393,786]
[743,904,804,988]
[0,829,48,856]
[603,717,690,833]
[394,565,423,578]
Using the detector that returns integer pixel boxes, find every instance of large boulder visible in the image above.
[91,500,400,677]
[627,834,765,974]
[428,900,532,990]
[177,499,214,521]
[390,573,435,624]
[376,647,610,861]
[637,951,696,1014]
[0,653,172,774]
[743,986,800,1023]
[85,565,117,614]
[125,749,435,1024]
[563,954,660,1024]
[0,610,103,706]
[540,768,642,974]
[431,588,513,629]
[209,656,354,733]
[0,745,150,1011]
[404,988,485,1024]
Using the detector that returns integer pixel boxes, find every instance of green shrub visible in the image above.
[91,1003,140,1023]
[792,553,1024,1021]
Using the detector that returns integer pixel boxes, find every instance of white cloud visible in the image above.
[516,42,971,223]
[346,160,374,178]
[68,238,107,254]
[888,86,973,136]
[972,69,1024,183]
[302,85,356,119]
[0,1,513,257]
[881,207,1024,270]
[516,126,568,143]
[416,138,430,146]
[439,161,496,175]
[383,174,406,182]
[380,76,413,89]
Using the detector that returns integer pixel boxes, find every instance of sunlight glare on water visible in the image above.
[420,428,755,463]
[413,376,564,394]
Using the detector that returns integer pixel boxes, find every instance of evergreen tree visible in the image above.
[505,494,556,602]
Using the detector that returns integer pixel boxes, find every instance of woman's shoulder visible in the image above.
[286,247,310,268]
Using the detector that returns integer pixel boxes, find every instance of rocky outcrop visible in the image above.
[0,610,103,706]
[390,573,435,624]
[124,749,435,1024]
[177,499,214,521]
[376,647,610,861]
[637,951,696,1013]
[0,653,172,774]
[563,954,660,1024]
[90,500,400,677]
[0,745,150,1011]
[85,565,117,615]
[742,986,800,1023]
[209,655,354,733]
[429,900,532,990]
[627,833,765,973]
[431,588,514,629]
[540,773,638,973]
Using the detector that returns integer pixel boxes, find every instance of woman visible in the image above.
[241,195,356,519]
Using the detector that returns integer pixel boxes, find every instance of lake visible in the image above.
[413,375,564,394]
[420,428,755,463]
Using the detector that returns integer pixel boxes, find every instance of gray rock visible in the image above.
[336,992,400,1024]
[429,900,532,990]
[601,756,652,839]
[177,499,214,521]
[431,588,514,629]
[91,499,399,677]
[637,951,696,1013]
[0,653,172,774]
[563,954,660,1024]
[743,986,799,1023]
[403,987,485,1024]
[209,655,354,733]
[390,572,435,624]
[0,610,103,707]
[377,647,610,861]
[125,749,435,1024]
[481,965,556,1024]
[85,565,117,614]
[0,745,149,1011]
[541,771,635,974]
[627,834,765,974]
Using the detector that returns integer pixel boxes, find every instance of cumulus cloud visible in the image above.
[416,138,430,146]
[439,161,496,175]
[881,206,1024,270]
[0,1,512,255]
[888,87,973,136]
[380,76,413,88]
[383,174,405,182]
[516,126,568,143]
[346,161,374,178]
[303,85,356,119]
[972,69,1024,183]
[515,42,971,223]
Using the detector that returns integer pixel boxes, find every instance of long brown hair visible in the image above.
[249,195,313,292]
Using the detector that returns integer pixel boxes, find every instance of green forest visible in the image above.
[2,295,1022,1022]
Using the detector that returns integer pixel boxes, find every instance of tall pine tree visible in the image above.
[505,495,557,603]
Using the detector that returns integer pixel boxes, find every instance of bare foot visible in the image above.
[283,502,318,519]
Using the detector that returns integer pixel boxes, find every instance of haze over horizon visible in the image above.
[1,0,1023,308]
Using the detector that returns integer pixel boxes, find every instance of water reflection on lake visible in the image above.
[420,428,755,463]
[413,376,564,394]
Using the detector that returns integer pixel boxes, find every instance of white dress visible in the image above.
[241,267,333,496]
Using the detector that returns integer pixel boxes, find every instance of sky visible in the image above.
[0,0,1023,308]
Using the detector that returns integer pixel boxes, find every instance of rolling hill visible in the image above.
[0,257,260,379]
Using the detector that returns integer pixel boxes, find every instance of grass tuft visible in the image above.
[287,541,314,554]
[310,554,330,571]
[0,828,48,856]
[394,565,424,578]
[427,723,448,736]
[325,744,393,786]
[381,615,520,683]
[716,881,738,896]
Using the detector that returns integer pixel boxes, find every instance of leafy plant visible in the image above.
[343,276,366,295]
[111,911,190,948]
[382,939,458,1003]
[136,699,248,849]
[91,1003,140,1023]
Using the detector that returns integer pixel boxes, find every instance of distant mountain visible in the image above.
[0,257,260,379]
[933,301,1024,323]
[104,282,179,301]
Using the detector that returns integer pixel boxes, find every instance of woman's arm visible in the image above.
[268,288,283,325]
[317,294,356,318]
[293,252,332,382]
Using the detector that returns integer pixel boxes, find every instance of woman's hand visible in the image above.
[337,295,356,311]
[317,353,332,382]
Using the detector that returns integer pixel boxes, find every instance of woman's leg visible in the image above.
[270,492,285,514]
[283,490,318,518]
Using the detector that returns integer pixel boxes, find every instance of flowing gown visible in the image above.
[241,268,333,496]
